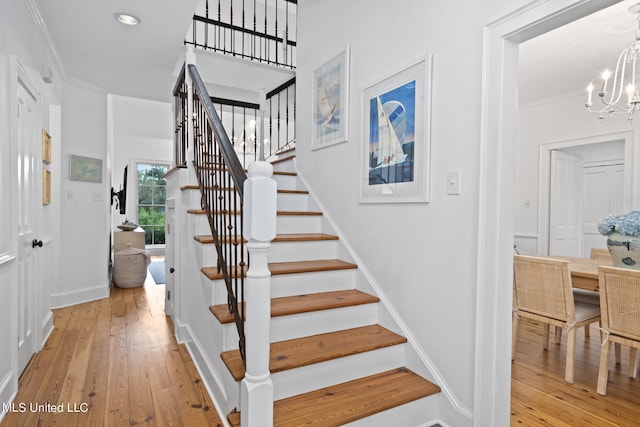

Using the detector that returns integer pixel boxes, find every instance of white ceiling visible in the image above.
[34,0,201,102]
[32,0,640,106]
[519,0,640,105]
[33,0,293,103]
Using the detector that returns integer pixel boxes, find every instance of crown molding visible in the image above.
[24,0,67,79]
[66,76,108,96]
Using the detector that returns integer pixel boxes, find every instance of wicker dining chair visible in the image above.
[590,247,613,262]
[579,247,624,363]
[513,255,601,383]
[570,248,612,337]
[596,266,640,395]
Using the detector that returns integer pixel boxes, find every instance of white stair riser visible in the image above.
[211,268,357,304]
[183,188,202,207]
[276,215,322,234]
[197,239,339,270]
[192,212,321,236]
[219,304,379,351]
[188,213,213,235]
[276,192,309,211]
[270,269,357,298]
[271,344,406,401]
[269,240,338,263]
[273,173,301,190]
[272,158,295,173]
[270,304,379,343]
[197,242,217,267]
[343,396,442,427]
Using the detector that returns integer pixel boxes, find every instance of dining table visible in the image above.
[542,255,613,291]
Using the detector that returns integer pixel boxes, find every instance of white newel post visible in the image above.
[241,161,277,427]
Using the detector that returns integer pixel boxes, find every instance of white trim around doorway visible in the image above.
[536,130,636,255]
[476,1,620,426]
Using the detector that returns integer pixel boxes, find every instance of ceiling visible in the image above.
[32,1,640,106]
[519,0,640,105]
[33,0,293,103]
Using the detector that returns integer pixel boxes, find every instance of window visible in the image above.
[137,163,169,246]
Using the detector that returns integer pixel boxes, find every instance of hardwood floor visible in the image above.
[1,263,224,427]
[512,318,640,426]
[9,262,640,426]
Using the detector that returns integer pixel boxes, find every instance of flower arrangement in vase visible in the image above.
[598,210,640,269]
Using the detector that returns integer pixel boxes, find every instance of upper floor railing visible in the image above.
[175,67,295,169]
[185,0,297,69]
[212,77,295,167]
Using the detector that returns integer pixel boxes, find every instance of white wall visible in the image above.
[53,82,110,307]
[515,91,640,249]
[0,0,65,411]
[0,48,18,409]
[109,95,173,229]
[296,0,531,413]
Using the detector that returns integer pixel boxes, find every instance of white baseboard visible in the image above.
[50,284,110,309]
[41,310,54,349]
[177,323,231,427]
[0,370,17,423]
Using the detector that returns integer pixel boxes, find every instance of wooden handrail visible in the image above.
[188,63,248,361]
[189,64,247,199]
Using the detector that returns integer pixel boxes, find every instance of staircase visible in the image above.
[184,147,441,426]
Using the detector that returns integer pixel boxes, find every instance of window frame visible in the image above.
[132,160,170,250]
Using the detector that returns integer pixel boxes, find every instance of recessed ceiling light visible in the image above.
[114,13,141,26]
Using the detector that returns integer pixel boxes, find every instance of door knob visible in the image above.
[32,239,43,248]
[169,267,175,273]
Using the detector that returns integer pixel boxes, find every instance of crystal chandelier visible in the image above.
[586,3,640,123]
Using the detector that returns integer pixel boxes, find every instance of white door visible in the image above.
[164,200,175,317]
[582,163,624,256]
[549,150,583,256]
[16,79,40,373]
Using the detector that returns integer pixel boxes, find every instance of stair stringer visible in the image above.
[165,166,238,425]
[294,168,473,427]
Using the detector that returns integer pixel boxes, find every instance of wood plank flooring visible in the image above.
[512,318,640,426]
[8,264,638,426]
[0,263,224,427]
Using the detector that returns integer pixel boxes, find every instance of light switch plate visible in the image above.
[447,170,461,195]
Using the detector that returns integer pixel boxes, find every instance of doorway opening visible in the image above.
[536,133,632,257]
[476,1,625,425]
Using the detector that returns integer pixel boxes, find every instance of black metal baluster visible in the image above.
[241,0,246,60]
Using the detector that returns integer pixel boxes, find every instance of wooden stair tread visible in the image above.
[202,259,356,281]
[210,288,377,325]
[273,233,338,241]
[227,367,440,426]
[277,188,308,194]
[181,185,307,195]
[270,154,295,164]
[273,170,296,176]
[221,324,403,381]
[271,146,296,157]
[194,233,339,245]
[193,165,296,176]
